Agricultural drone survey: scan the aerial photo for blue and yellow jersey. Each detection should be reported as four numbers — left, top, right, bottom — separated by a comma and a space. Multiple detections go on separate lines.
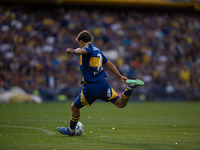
80, 42, 108, 84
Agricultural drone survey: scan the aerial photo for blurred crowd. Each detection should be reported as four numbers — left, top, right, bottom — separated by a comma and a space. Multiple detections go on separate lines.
0, 4, 200, 101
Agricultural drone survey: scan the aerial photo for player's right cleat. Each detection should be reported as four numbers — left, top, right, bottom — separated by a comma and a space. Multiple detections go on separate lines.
57, 127, 75, 136
126, 79, 144, 88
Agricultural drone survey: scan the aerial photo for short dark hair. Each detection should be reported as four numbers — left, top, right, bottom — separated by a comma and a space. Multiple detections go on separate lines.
76, 30, 92, 42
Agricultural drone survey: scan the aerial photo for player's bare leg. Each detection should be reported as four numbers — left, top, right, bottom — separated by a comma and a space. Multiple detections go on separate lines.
71, 102, 80, 117
114, 79, 144, 108
70, 102, 80, 130
57, 102, 80, 136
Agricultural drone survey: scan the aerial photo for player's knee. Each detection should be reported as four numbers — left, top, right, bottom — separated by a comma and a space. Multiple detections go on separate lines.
71, 103, 79, 111
117, 103, 127, 108
114, 99, 127, 108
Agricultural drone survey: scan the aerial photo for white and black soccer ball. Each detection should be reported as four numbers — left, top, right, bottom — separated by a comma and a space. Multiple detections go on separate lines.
75, 122, 84, 136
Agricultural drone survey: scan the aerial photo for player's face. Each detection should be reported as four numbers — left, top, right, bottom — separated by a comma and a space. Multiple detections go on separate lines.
77, 40, 85, 48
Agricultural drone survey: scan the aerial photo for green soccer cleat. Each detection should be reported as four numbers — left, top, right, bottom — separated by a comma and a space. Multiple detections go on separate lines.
126, 79, 144, 88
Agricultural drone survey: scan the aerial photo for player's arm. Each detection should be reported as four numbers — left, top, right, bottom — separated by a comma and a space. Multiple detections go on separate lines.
104, 60, 128, 85
66, 48, 87, 55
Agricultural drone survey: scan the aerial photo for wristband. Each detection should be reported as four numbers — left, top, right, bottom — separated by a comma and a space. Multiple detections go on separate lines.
73, 49, 76, 53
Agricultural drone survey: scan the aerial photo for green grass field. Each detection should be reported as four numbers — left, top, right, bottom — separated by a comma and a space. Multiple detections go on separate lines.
0, 102, 200, 150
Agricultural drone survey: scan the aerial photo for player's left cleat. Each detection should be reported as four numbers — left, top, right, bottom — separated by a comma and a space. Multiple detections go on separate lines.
126, 79, 144, 89
57, 127, 75, 136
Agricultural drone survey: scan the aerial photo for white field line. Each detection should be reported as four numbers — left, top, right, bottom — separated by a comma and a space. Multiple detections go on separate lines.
0, 124, 55, 135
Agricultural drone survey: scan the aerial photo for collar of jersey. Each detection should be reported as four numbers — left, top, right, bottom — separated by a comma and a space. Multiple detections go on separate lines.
84, 42, 92, 48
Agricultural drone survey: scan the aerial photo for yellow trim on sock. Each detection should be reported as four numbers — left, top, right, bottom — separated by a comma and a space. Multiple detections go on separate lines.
70, 116, 80, 122
122, 92, 130, 100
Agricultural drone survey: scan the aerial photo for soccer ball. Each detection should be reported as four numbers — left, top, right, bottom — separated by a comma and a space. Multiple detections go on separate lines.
75, 122, 84, 136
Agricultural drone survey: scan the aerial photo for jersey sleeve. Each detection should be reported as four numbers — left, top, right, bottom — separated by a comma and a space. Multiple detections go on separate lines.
82, 46, 91, 55
83, 43, 93, 55
101, 52, 108, 64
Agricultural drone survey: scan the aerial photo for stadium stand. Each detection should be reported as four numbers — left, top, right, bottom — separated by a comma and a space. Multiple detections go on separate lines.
0, 2, 200, 101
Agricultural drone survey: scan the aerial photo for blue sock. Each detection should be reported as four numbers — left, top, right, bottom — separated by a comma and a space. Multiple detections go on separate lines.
121, 88, 133, 101
70, 115, 80, 130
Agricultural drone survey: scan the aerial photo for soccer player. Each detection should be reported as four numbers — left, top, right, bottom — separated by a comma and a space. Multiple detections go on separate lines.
57, 30, 144, 136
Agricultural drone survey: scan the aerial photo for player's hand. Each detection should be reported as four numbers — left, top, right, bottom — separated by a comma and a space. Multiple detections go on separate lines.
66, 48, 74, 54
120, 76, 128, 85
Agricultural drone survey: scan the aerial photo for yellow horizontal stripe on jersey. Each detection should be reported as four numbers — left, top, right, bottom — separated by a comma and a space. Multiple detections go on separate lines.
89, 57, 103, 68
108, 88, 118, 100
81, 91, 90, 106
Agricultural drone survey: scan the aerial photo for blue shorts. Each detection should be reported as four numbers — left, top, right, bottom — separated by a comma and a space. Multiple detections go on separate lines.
74, 79, 119, 108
